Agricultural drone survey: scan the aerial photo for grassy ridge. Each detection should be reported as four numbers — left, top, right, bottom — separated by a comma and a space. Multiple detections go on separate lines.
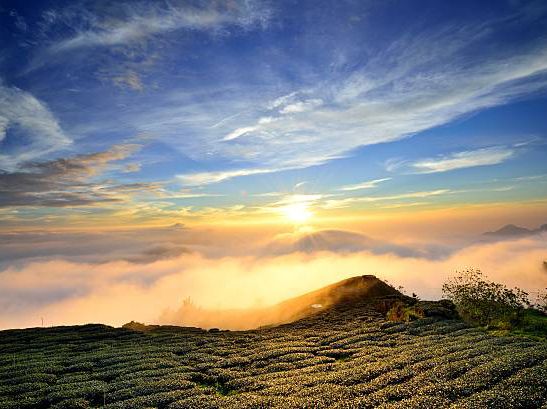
1, 295, 546, 409
489, 309, 547, 340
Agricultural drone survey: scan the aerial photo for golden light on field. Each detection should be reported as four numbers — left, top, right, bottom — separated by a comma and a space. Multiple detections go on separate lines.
281, 202, 313, 224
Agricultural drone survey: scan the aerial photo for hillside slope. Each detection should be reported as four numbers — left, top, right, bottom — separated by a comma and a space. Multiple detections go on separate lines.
160, 275, 404, 330
1, 276, 546, 409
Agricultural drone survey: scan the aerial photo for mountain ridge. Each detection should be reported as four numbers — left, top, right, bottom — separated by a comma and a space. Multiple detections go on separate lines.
158, 275, 405, 330
483, 222, 547, 238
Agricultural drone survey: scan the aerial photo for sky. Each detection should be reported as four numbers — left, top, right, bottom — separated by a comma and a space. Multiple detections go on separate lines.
1, 0, 547, 329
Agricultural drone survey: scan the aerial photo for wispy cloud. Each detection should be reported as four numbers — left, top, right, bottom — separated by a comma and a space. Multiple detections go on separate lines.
267, 92, 298, 109
272, 194, 324, 206
254, 192, 284, 197
279, 98, 323, 114
0, 84, 71, 170
0, 144, 151, 207
323, 189, 452, 209
380, 202, 431, 209
122, 163, 141, 173
6, 0, 546, 215
411, 147, 515, 173
133, 17, 547, 176
177, 168, 279, 186
166, 190, 223, 199
111, 70, 144, 91
223, 126, 258, 141
45, 3, 546, 190
48, 1, 270, 52
339, 177, 391, 191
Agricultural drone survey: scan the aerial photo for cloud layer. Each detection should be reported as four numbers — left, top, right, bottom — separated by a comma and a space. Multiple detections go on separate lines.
1, 226, 546, 330
0, 144, 149, 207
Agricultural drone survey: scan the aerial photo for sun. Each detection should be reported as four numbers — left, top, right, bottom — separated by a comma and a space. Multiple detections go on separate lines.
281, 202, 313, 224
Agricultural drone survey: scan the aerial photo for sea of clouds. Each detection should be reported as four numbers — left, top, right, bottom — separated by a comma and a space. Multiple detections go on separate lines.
1, 225, 546, 330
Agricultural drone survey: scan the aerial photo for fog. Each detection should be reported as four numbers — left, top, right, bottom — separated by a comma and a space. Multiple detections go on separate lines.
1, 224, 546, 330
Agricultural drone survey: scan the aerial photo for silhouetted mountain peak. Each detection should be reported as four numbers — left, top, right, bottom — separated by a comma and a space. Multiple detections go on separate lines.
484, 224, 533, 237
482, 223, 547, 241
499, 224, 529, 234
168, 223, 186, 230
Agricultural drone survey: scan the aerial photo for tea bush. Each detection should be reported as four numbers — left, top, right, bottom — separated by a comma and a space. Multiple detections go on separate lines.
0, 293, 545, 408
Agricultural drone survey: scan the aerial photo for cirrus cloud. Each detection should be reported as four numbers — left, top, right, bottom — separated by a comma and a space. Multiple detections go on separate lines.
411, 147, 515, 174
0, 84, 71, 170
48, 0, 271, 53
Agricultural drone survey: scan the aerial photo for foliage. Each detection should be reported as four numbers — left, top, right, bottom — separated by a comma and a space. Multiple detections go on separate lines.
386, 301, 425, 323
0, 292, 546, 408
533, 288, 547, 314
502, 309, 547, 340
442, 268, 530, 329
383, 298, 457, 323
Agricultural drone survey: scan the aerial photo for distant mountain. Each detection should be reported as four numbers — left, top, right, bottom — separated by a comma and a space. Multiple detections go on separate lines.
263, 229, 425, 258
168, 223, 186, 230
483, 223, 547, 239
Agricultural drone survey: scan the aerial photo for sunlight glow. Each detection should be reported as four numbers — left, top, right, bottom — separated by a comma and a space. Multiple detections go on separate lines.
281, 203, 313, 223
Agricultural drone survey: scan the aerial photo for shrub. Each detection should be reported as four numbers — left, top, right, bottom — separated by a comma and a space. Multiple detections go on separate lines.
386, 301, 425, 323
442, 269, 529, 329
533, 288, 547, 315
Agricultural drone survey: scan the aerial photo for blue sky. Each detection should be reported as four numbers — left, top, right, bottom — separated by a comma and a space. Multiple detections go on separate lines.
3, 0, 547, 330
1, 0, 547, 227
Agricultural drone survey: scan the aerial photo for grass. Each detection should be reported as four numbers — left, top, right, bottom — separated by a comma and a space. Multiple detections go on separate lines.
520, 309, 547, 337
385, 300, 547, 341
489, 308, 547, 340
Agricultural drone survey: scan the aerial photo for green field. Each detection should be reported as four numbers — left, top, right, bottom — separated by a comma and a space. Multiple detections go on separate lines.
1, 277, 546, 408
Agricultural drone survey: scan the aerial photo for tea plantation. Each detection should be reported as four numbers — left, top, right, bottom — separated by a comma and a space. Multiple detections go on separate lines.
1, 277, 546, 408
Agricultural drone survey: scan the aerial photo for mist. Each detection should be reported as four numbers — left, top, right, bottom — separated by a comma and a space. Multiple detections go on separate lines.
1, 225, 545, 330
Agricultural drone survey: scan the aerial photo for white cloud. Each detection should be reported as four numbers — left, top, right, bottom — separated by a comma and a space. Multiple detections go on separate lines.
384, 158, 408, 173
156, 34, 547, 174
223, 126, 257, 141
254, 192, 284, 197
50, 6, 547, 181
258, 116, 274, 124
111, 71, 144, 91
339, 177, 391, 191
411, 147, 515, 173
0, 84, 71, 170
267, 91, 298, 109
274, 194, 324, 206
49, 1, 270, 52
163, 190, 223, 199
279, 98, 323, 114
364, 189, 452, 201
323, 189, 452, 209
177, 168, 278, 186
